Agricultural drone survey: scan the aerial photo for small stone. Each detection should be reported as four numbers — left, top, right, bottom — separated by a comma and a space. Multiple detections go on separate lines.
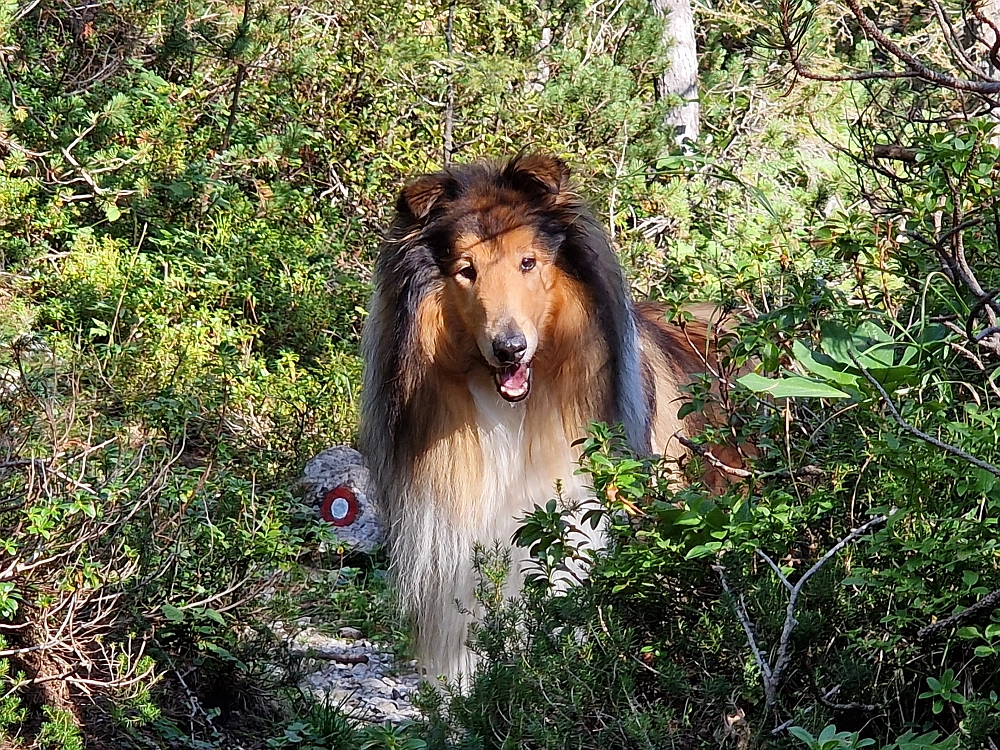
361, 677, 388, 692
274, 563, 422, 724
370, 698, 399, 715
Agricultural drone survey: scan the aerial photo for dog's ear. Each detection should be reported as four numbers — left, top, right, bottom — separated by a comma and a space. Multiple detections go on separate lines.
502, 153, 570, 196
397, 174, 455, 221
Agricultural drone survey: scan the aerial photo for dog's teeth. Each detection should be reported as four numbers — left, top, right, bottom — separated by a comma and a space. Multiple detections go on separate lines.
495, 363, 531, 402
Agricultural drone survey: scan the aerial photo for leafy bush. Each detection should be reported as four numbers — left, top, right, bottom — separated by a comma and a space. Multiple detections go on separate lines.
2, 0, 998, 747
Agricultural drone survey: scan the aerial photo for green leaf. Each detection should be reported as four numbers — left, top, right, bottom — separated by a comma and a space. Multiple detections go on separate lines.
684, 544, 717, 560
791, 340, 859, 387
787, 726, 814, 744
738, 372, 850, 399
162, 603, 186, 623
819, 320, 895, 370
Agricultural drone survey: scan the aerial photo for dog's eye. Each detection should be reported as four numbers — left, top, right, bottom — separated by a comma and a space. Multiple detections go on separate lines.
456, 265, 477, 282
520, 257, 536, 272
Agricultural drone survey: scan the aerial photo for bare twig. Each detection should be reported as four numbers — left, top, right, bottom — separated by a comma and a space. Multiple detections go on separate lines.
222, 0, 252, 150
946, 340, 1000, 400
850, 352, 1000, 478
975, 325, 1000, 344
927, 0, 990, 81
0, 458, 48, 471
768, 514, 889, 706
967, 288, 1000, 342
973, 6, 1000, 72
712, 565, 771, 681
756, 549, 793, 592
772, 716, 802, 735
872, 144, 916, 163
675, 433, 752, 478
13, 0, 41, 22
918, 587, 1000, 639
717, 513, 888, 715
442, 0, 457, 165
817, 683, 877, 712
222, 64, 247, 151
842, 0, 1000, 93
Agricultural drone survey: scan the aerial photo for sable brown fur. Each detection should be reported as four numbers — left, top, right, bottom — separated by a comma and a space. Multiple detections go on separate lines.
360, 154, 722, 680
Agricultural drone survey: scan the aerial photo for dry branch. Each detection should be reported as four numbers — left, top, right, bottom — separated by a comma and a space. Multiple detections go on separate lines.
779, 0, 1000, 93
715, 513, 888, 716
442, 0, 456, 165
850, 352, 1000, 479
675, 433, 752, 478
872, 144, 916, 163
918, 587, 1000, 640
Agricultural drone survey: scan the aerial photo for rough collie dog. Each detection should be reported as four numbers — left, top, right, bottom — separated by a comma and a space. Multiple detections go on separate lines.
360, 153, 717, 680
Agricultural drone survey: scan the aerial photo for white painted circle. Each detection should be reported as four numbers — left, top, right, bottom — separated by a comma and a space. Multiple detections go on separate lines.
330, 496, 351, 520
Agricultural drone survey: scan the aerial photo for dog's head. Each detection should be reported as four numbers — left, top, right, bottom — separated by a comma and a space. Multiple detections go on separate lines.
395, 153, 578, 402
367, 152, 649, 456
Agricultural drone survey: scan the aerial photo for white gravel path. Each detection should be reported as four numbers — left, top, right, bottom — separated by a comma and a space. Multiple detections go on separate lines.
274, 619, 424, 724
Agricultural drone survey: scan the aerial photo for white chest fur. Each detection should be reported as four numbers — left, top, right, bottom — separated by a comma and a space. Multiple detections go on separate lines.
468, 382, 603, 586
397, 382, 605, 680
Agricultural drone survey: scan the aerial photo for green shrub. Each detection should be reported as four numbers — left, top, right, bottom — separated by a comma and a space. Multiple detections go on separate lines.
37, 707, 84, 750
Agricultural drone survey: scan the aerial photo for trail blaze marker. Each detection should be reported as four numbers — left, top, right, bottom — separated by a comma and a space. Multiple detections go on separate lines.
321, 486, 360, 527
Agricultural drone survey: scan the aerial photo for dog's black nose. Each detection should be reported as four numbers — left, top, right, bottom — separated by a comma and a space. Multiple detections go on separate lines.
493, 330, 527, 365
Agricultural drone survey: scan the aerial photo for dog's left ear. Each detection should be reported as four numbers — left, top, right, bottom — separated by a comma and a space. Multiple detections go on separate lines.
502, 153, 570, 197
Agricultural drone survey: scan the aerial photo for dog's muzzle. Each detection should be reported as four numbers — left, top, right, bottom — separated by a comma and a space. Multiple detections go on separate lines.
491, 330, 532, 402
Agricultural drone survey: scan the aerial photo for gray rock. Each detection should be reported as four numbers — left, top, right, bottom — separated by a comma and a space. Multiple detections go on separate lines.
370, 698, 400, 715
301, 446, 384, 554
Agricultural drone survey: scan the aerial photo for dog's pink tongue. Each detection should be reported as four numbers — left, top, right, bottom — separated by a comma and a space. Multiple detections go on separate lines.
497, 364, 530, 400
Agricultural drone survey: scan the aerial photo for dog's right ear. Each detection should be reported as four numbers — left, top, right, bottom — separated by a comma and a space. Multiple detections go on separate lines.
397, 174, 454, 221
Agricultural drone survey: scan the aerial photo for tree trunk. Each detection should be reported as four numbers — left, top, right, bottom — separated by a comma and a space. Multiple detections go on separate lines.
652, 0, 700, 145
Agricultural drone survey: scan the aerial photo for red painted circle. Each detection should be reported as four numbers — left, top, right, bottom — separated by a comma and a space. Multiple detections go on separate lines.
321, 486, 359, 527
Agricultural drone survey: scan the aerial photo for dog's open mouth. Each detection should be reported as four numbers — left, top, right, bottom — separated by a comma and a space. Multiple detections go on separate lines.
493, 361, 532, 402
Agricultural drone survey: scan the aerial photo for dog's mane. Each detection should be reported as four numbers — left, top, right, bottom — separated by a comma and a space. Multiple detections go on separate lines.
360, 154, 651, 483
